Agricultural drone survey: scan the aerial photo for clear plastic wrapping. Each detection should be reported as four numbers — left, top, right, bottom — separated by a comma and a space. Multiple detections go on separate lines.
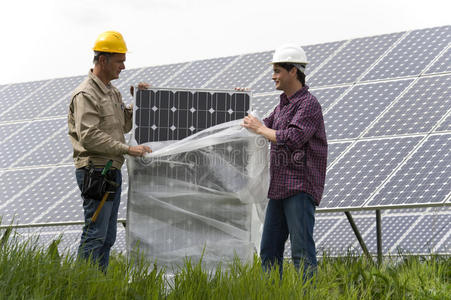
126, 119, 269, 271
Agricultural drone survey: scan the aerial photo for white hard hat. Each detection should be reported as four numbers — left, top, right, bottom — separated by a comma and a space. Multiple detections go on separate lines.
271, 43, 308, 65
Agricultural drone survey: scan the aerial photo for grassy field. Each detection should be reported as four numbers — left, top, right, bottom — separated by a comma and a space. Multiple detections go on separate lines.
0, 228, 449, 299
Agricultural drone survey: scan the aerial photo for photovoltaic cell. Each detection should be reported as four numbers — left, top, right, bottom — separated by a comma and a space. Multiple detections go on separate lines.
252, 40, 345, 93
319, 217, 375, 255
133, 62, 189, 88
363, 215, 419, 253
362, 26, 451, 81
367, 134, 450, 207
1, 76, 84, 122
395, 213, 451, 253
364, 75, 451, 137
134, 89, 250, 143
252, 94, 280, 119
13, 126, 72, 168
327, 142, 352, 167
205, 51, 273, 90
320, 136, 422, 208
0, 119, 65, 168
308, 32, 403, 87
0, 122, 27, 143
0, 168, 48, 218
1, 166, 76, 224
165, 56, 238, 88
311, 86, 349, 111
425, 46, 451, 74
435, 113, 451, 132
324, 80, 412, 140
0, 79, 50, 114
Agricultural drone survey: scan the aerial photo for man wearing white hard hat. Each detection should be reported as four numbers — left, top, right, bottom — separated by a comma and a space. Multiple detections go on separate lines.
242, 44, 328, 280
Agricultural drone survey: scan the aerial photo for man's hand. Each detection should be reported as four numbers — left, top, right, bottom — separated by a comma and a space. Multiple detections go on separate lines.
128, 145, 152, 157
242, 114, 263, 134
242, 114, 277, 142
130, 82, 151, 97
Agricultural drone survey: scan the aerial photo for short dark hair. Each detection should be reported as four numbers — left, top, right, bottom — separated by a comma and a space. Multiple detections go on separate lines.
275, 63, 306, 85
93, 51, 112, 64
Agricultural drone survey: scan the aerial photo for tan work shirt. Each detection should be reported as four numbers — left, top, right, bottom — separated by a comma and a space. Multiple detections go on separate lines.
68, 70, 133, 169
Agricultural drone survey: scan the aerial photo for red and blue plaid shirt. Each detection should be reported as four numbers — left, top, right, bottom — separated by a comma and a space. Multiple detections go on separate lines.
263, 85, 327, 205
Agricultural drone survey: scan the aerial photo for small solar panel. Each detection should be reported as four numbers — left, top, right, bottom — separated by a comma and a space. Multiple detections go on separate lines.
134, 88, 251, 143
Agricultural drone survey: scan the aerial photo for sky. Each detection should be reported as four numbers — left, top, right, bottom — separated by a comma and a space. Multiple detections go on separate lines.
0, 0, 449, 85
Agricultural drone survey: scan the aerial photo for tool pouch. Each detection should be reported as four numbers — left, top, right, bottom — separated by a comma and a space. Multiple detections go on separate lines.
82, 163, 118, 201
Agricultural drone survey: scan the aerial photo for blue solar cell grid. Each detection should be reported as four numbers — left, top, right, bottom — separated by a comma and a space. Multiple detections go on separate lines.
205, 51, 273, 90
166, 56, 238, 88
13, 124, 73, 168
321, 136, 422, 208
367, 134, 450, 207
0, 80, 50, 115
365, 215, 419, 253
1, 166, 77, 224
0, 122, 26, 143
0, 168, 48, 217
425, 46, 451, 74
252, 94, 280, 118
135, 62, 189, 87
252, 41, 345, 93
435, 113, 451, 132
311, 86, 349, 111
364, 75, 451, 137
0, 119, 65, 168
308, 32, 403, 87
320, 217, 375, 255
327, 142, 352, 167
363, 26, 451, 81
396, 213, 451, 253
1, 76, 84, 122
324, 80, 412, 140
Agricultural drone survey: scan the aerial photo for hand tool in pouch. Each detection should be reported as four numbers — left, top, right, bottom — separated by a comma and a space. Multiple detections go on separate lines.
91, 160, 114, 223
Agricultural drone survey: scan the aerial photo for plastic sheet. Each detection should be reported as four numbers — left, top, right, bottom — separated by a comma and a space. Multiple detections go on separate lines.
126, 119, 269, 271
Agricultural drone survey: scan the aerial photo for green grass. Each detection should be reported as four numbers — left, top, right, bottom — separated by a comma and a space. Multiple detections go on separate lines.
0, 229, 449, 299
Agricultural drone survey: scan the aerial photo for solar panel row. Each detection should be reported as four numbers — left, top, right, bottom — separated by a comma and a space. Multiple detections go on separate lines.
0, 25, 449, 256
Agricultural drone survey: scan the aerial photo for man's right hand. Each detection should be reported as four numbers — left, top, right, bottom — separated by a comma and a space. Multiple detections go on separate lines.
128, 145, 152, 157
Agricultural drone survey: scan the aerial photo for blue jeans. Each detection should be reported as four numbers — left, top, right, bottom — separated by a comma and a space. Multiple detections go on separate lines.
75, 168, 122, 272
260, 192, 317, 280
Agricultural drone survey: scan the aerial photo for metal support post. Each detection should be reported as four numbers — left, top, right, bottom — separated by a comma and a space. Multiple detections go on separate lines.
376, 209, 382, 265
344, 211, 372, 262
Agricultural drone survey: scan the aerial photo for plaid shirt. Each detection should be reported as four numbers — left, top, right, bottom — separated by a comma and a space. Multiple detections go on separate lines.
263, 85, 327, 205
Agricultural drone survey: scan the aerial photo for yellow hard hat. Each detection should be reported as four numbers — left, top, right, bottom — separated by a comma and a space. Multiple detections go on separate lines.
93, 31, 128, 53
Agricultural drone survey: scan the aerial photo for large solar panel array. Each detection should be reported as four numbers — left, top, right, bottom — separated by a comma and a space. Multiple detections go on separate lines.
0, 25, 449, 257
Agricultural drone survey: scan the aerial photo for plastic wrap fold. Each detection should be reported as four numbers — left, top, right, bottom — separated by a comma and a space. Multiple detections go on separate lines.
126, 119, 269, 271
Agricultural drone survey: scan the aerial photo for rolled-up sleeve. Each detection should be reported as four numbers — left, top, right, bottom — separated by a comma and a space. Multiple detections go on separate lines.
275, 100, 321, 150
73, 92, 129, 155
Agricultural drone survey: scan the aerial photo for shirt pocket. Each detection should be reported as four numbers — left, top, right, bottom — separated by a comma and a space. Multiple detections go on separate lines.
98, 99, 118, 129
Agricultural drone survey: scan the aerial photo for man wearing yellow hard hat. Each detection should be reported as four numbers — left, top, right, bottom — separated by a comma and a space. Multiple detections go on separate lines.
68, 31, 151, 272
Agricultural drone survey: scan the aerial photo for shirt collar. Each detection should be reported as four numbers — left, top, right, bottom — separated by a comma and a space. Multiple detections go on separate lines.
280, 85, 309, 106
89, 69, 112, 95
